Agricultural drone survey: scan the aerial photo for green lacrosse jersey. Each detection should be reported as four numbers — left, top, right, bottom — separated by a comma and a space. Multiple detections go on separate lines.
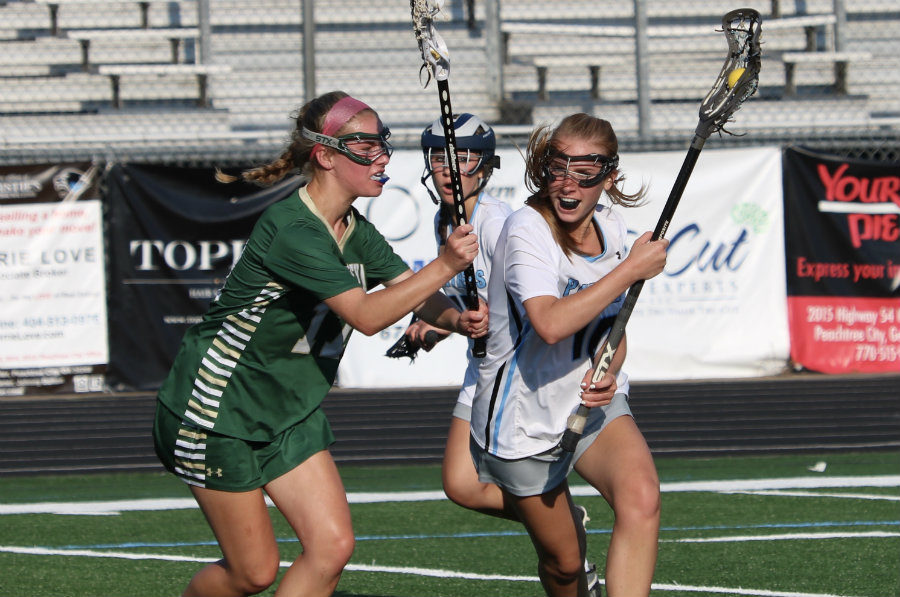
157, 186, 409, 440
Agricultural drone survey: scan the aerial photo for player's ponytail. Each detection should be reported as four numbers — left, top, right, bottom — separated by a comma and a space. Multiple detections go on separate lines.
216, 91, 353, 186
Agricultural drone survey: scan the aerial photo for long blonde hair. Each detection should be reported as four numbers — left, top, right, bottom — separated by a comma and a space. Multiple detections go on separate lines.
217, 91, 365, 186
524, 113, 645, 256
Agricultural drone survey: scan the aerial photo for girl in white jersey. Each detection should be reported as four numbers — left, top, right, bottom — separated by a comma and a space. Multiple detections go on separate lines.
470, 113, 668, 597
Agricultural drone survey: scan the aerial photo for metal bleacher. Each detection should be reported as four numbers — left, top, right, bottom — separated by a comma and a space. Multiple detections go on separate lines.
501, 0, 900, 140
0, 0, 898, 165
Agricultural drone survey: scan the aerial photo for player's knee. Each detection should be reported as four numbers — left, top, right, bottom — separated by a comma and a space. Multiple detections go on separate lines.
539, 547, 584, 584
333, 531, 356, 566
231, 557, 279, 594
319, 529, 355, 573
617, 475, 660, 525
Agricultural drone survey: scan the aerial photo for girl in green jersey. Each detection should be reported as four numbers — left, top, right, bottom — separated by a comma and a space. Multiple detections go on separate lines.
153, 91, 488, 597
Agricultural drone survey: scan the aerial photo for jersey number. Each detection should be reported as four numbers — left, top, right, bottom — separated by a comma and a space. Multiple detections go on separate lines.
292, 304, 352, 359
572, 315, 616, 362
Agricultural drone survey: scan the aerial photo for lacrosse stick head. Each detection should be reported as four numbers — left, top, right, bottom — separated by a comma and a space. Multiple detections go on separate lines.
410, 0, 451, 83
696, 8, 762, 139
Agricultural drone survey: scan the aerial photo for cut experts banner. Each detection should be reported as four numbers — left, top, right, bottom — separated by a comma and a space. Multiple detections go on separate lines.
619, 146, 788, 380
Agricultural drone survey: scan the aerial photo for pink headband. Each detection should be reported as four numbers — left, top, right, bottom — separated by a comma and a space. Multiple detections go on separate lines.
309, 96, 372, 161
321, 96, 371, 136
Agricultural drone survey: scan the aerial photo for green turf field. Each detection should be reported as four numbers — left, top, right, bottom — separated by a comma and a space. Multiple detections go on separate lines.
1, 451, 898, 597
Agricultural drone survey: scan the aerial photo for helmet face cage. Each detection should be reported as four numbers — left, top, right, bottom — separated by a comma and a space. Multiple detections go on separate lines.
302, 127, 393, 165
424, 147, 485, 176
543, 150, 619, 188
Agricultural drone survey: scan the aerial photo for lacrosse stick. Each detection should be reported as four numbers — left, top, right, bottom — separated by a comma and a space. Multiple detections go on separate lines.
560, 8, 762, 452
411, 0, 486, 358
385, 315, 441, 361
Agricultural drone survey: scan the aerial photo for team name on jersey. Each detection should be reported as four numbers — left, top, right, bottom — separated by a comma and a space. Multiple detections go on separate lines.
449, 268, 487, 290
563, 277, 594, 296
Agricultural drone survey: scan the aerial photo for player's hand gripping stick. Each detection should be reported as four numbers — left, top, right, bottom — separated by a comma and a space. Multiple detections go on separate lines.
410, 0, 486, 358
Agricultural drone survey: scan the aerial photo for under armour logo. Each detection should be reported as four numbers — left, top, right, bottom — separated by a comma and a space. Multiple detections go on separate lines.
206, 467, 223, 477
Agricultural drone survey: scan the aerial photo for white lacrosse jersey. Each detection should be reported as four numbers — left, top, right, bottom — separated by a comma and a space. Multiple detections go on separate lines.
435, 192, 512, 407
470, 204, 631, 459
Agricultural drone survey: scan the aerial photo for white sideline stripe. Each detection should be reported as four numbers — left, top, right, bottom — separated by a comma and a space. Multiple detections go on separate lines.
345, 561, 536, 581
727, 489, 900, 501
0, 545, 219, 563
642, 475, 900, 494
0, 545, 868, 597
1, 475, 898, 515
664, 530, 900, 543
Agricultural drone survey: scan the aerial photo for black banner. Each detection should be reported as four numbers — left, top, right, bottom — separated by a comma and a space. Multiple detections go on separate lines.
782, 146, 900, 373
784, 147, 900, 297
105, 164, 302, 390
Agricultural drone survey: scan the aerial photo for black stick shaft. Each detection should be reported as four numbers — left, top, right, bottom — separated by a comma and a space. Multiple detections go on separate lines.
436, 78, 486, 358
559, 136, 706, 452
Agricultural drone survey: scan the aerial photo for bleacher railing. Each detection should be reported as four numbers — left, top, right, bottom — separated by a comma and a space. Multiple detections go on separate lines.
0, 0, 897, 165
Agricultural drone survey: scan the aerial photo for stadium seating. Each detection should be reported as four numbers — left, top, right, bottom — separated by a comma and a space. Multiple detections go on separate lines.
0, 0, 897, 164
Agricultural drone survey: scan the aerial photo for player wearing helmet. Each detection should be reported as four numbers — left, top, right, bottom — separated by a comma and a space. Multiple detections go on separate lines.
404, 114, 513, 513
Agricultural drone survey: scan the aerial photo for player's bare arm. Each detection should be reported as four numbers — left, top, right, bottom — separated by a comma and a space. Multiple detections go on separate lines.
522, 232, 668, 345
325, 225, 478, 336
412, 292, 488, 339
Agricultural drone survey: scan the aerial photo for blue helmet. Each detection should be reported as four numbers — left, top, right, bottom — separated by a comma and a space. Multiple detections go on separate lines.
420, 113, 500, 203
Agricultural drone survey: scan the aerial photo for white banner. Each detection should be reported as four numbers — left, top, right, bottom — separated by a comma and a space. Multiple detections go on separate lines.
337, 146, 788, 387
620, 146, 789, 380
0, 200, 108, 369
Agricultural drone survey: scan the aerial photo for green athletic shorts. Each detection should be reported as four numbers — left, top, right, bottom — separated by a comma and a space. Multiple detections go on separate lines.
153, 401, 335, 492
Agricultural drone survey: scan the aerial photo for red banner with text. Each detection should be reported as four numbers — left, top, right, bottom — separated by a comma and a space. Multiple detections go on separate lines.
783, 147, 900, 373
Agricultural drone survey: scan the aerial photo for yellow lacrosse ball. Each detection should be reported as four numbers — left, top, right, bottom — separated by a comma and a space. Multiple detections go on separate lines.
727, 67, 746, 89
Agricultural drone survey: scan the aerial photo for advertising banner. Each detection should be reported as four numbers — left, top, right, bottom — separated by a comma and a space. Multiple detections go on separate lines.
619, 146, 789, 380
783, 147, 900, 373
0, 163, 106, 396
104, 164, 301, 390
0, 163, 100, 204
340, 146, 789, 387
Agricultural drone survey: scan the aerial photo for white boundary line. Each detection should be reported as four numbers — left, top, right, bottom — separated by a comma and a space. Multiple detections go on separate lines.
663, 530, 900, 543
2, 475, 898, 516
726, 489, 900, 501
0, 544, 876, 597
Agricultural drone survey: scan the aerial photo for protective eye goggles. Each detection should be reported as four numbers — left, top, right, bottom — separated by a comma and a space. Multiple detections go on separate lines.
543, 151, 619, 188
302, 127, 394, 165
425, 148, 488, 176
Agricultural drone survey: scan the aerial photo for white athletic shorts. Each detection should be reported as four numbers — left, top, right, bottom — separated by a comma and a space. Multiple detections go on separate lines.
470, 393, 631, 497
